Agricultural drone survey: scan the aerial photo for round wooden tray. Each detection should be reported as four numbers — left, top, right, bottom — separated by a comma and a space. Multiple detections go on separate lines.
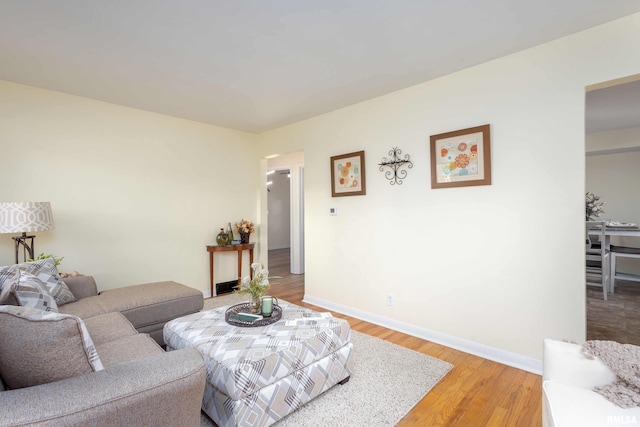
225, 303, 282, 327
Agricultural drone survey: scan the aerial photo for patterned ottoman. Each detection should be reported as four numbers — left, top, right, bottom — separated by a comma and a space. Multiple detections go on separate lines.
163, 300, 354, 427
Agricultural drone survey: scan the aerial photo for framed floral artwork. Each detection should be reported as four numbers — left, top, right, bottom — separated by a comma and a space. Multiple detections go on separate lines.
330, 150, 366, 197
430, 124, 491, 189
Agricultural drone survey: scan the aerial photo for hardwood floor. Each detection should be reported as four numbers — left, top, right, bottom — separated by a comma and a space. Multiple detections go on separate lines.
267, 249, 542, 426
587, 279, 640, 345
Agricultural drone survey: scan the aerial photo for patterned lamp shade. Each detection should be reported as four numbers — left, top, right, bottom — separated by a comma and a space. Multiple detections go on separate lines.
0, 202, 55, 234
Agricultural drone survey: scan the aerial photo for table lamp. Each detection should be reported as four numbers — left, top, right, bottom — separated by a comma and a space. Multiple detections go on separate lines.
0, 202, 55, 264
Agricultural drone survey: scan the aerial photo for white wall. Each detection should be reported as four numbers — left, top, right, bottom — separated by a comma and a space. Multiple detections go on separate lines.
586, 127, 640, 224
267, 171, 291, 250
0, 81, 259, 296
587, 127, 640, 275
258, 13, 640, 368
587, 126, 640, 154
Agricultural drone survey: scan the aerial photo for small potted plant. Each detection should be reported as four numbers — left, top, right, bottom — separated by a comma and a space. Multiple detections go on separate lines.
586, 192, 605, 221
28, 252, 64, 266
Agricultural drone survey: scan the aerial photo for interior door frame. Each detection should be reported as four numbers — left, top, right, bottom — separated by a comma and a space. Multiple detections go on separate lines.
260, 153, 305, 275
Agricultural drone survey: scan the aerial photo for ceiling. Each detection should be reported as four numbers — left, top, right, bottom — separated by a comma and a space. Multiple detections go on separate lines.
1, 1, 639, 134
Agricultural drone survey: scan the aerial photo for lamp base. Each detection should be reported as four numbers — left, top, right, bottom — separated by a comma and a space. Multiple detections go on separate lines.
12, 233, 35, 264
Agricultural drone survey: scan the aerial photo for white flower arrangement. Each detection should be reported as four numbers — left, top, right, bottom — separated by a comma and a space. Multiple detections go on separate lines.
236, 263, 271, 300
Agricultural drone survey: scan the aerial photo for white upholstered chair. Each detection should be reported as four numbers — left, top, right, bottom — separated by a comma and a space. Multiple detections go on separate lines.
585, 221, 610, 300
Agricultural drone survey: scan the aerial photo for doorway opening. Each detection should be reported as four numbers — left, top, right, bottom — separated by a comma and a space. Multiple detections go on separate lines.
585, 74, 640, 344
267, 169, 291, 252
265, 151, 305, 277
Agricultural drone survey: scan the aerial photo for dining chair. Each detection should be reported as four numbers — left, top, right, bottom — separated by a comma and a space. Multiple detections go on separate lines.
585, 221, 610, 300
609, 245, 640, 293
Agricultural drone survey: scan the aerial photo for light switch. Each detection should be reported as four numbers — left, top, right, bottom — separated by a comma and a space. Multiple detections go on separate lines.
329, 206, 338, 216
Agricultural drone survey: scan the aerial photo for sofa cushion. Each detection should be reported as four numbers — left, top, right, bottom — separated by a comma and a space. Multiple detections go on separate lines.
0, 305, 104, 389
5, 270, 59, 312
95, 334, 164, 367
97, 281, 204, 328
83, 312, 138, 345
58, 294, 109, 319
63, 275, 99, 300
0, 258, 76, 306
106, 281, 204, 346
59, 281, 203, 329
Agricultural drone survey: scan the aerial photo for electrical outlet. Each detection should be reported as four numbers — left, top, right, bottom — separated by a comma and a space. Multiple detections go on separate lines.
386, 294, 394, 306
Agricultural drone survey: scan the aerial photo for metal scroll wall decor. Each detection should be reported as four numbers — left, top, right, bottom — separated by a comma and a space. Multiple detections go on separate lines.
378, 147, 413, 185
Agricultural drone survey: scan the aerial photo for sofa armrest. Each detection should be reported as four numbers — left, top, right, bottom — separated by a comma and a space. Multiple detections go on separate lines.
0, 347, 206, 427
62, 275, 98, 300
543, 339, 615, 389
543, 380, 640, 427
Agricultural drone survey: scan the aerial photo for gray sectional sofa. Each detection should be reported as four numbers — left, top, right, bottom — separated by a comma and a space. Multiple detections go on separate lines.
0, 264, 207, 427
59, 275, 205, 345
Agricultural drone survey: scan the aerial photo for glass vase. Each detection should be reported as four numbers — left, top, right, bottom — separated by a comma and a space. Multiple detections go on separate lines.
216, 229, 229, 246
249, 295, 261, 314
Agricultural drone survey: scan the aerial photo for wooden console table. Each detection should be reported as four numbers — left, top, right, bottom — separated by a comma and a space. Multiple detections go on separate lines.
206, 243, 255, 297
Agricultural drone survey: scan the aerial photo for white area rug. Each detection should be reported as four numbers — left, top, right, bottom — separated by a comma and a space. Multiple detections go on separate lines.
200, 295, 453, 427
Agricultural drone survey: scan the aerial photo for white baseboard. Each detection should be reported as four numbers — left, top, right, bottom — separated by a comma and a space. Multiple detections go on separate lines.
303, 295, 542, 375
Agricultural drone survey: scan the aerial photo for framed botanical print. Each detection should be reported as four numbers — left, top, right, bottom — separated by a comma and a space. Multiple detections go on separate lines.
330, 150, 366, 197
430, 124, 491, 189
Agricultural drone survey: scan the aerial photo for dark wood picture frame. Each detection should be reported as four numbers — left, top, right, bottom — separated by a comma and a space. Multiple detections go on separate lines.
330, 150, 366, 197
430, 124, 491, 189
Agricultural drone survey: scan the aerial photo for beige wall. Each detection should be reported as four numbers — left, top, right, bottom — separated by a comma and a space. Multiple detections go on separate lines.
258, 13, 640, 369
2, 12, 640, 372
0, 81, 259, 296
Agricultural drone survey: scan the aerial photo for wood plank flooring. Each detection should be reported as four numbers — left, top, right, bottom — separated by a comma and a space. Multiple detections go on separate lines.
266, 249, 543, 426
587, 280, 640, 345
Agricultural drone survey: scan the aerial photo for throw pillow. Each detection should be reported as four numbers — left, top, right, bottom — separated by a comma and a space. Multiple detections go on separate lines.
0, 305, 104, 389
0, 258, 76, 306
0, 267, 19, 306
7, 270, 59, 312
